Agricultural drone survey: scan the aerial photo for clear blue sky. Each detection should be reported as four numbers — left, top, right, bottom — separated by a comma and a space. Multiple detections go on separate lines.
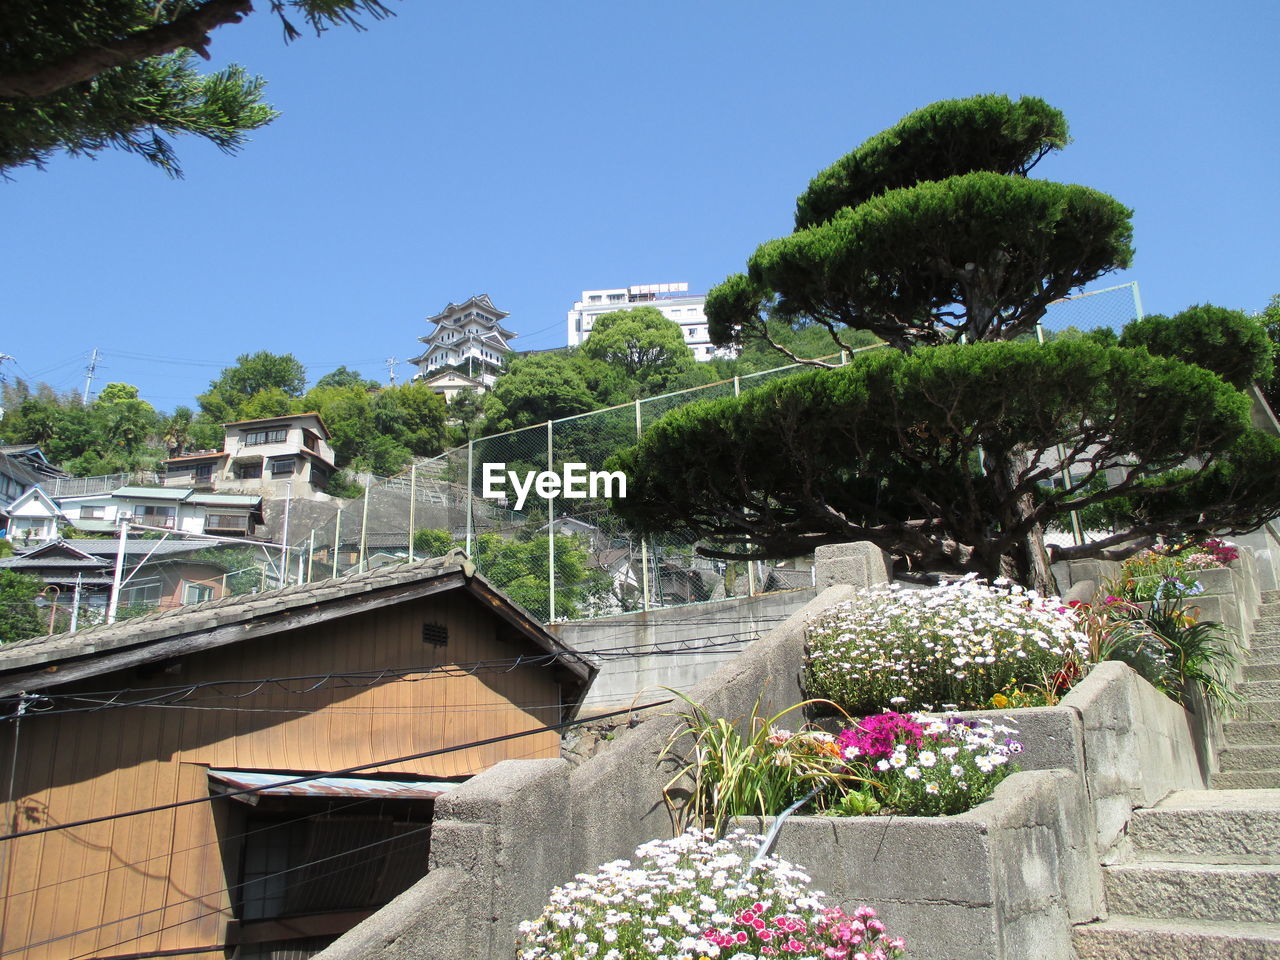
2, 0, 1277, 412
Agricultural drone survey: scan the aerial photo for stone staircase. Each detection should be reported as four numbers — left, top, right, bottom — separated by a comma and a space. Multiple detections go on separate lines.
1075, 589, 1280, 958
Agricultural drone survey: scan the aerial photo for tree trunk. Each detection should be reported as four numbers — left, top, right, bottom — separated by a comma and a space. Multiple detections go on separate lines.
984, 447, 1060, 595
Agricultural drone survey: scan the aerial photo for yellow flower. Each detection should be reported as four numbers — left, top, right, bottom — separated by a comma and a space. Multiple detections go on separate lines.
990, 693, 1010, 708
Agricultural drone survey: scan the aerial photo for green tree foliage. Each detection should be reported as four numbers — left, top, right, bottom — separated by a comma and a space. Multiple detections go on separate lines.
193, 350, 308, 447
1, 0, 391, 176
315, 366, 380, 390
578, 307, 698, 395
1258, 294, 1280, 413
410, 529, 608, 620
612, 339, 1280, 579
0, 569, 44, 643
0, 379, 161, 475
1120, 305, 1274, 391
411, 528, 455, 558
705, 95, 1133, 359
482, 353, 598, 433
612, 96, 1280, 587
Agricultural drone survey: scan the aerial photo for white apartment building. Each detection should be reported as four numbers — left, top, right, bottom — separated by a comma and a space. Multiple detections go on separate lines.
566, 283, 732, 360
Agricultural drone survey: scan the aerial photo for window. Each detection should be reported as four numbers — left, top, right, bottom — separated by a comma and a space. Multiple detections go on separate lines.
183, 582, 214, 604
301, 431, 319, 452
120, 579, 162, 606
244, 428, 287, 446
608, 293, 625, 302
81, 506, 105, 520
237, 461, 263, 480
206, 513, 250, 533
135, 504, 176, 527
194, 463, 214, 480
588, 295, 602, 303
270, 457, 295, 476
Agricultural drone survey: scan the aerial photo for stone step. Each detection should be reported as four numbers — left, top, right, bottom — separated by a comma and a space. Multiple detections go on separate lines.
1129, 790, 1280, 860
1236, 680, 1280, 701
1244, 663, 1280, 682
1247, 645, 1280, 664
1105, 861, 1280, 923
1225, 721, 1280, 746
1215, 771, 1280, 790
1220, 746, 1280, 772
1244, 701, 1280, 721
1262, 590, 1280, 604
1074, 915, 1280, 959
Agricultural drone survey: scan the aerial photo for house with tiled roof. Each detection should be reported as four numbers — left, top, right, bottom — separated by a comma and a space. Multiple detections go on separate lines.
161, 413, 338, 500
0, 554, 597, 960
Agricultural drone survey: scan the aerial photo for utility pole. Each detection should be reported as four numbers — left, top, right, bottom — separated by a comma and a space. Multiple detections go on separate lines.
0, 354, 15, 385
385, 358, 399, 386
82, 347, 101, 402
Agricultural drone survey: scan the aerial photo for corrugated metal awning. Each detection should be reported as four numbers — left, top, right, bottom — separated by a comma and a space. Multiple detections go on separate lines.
209, 769, 458, 804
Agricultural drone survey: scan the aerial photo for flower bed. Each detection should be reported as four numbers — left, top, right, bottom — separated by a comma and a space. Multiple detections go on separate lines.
804, 575, 1089, 714
517, 829, 905, 960
832, 713, 1022, 817
1116, 537, 1238, 602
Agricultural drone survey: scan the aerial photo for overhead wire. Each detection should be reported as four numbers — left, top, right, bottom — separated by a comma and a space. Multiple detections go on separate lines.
0, 697, 672, 843
5, 630, 763, 719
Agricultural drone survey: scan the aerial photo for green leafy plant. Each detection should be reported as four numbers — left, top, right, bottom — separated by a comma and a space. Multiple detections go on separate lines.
660, 692, 857, 833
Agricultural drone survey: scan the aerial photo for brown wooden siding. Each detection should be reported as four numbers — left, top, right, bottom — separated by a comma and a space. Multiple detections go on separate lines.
1, 589, 567, 960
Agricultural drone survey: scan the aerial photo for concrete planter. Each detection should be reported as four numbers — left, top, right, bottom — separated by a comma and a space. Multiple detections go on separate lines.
738, 769, 1102, 960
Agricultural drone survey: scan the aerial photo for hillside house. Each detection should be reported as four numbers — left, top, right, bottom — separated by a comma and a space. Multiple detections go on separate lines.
0, 538, 238, 616
0, 555, 596, 960
162, 413, 338, 499
54, 486, 265, 539
1, 487, 64, 544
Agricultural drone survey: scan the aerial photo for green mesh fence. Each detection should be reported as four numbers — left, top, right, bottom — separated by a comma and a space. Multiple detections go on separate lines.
258, 283, 1142, 621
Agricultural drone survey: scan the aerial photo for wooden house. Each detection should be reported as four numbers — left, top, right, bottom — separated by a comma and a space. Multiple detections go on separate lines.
0, 553, 596, 960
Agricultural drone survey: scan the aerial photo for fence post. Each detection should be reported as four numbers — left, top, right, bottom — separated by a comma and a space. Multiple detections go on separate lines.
332, 509, 341, 579
547, 420, 556, 622
1130, 280, 1145, 321
358, 476, 371, 573
636, 399, 651, 611
408, 460, 417, 562
1036, 322, 1085, 547
466, 440, 475, 557
307, 530, 315, 583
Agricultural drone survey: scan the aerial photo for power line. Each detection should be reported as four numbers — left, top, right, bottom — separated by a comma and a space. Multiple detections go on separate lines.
14, 821, 433, 960
0, 698, 671, 843
7, 632, 756, 719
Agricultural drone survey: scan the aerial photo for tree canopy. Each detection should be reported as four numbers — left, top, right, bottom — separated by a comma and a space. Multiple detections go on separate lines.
1, 0, 392, 175
705, 95, 1133, 358
611, 95, 1280, 589
578, 307, 698, 394
612, 338, 1280, 578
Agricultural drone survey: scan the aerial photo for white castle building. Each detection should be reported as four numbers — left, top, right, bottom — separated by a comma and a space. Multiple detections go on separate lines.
409, 295, 516, 391
566, 283, 730, 360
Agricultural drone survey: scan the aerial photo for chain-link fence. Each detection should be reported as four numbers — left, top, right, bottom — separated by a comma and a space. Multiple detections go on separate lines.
268, 283, 1143, 622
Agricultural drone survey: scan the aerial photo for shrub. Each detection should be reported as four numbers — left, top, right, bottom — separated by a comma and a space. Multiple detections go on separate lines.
804, 576, 1089, 713
517, 829, 905, 960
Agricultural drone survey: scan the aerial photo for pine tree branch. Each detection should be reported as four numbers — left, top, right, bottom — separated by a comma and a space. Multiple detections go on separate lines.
0, 0, 255, 99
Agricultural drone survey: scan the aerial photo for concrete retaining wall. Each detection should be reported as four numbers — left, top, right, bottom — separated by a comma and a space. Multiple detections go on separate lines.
547, 588, 819, 708
316, 541, 1259, 960
743, 768, 1102, 960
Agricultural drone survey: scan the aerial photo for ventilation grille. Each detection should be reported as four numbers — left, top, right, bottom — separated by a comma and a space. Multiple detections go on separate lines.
422, 623, 448, 647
